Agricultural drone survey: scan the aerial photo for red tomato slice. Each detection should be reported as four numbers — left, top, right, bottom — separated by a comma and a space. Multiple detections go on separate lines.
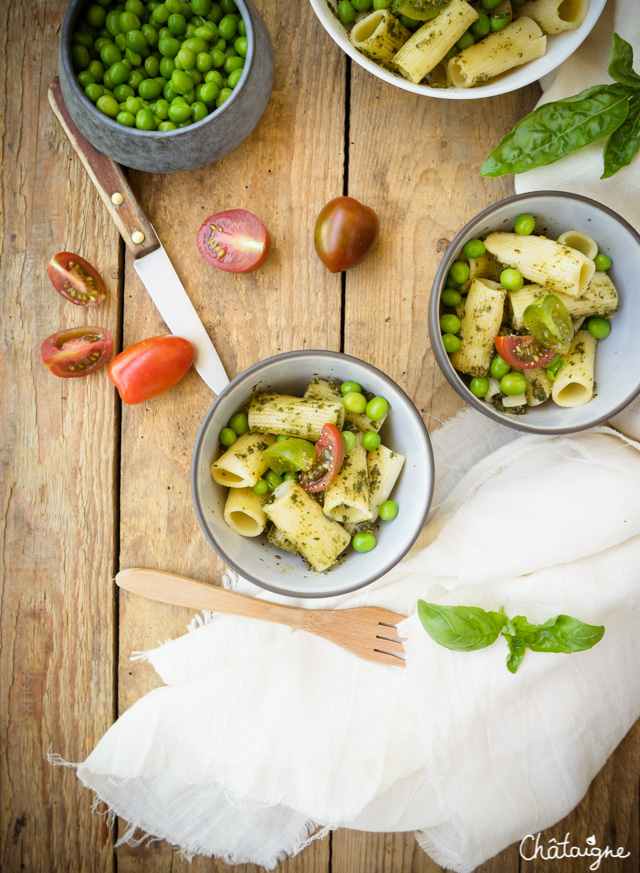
47, 252, 107, 306
108, 335, 194, 404
197, 209, 270, 273
314, 196, 380, 273
41, 327, 113, 378
299, 424, 345, 493
494, 335, 558, 369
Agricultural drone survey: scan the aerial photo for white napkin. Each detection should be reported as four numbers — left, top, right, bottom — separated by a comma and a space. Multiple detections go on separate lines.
514, 0, 640, 227
70, 395, 640, 872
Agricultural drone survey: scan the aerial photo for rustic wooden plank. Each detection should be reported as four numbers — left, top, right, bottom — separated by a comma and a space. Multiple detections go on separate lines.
115, 2, 345, 871
0, 2, 120, 872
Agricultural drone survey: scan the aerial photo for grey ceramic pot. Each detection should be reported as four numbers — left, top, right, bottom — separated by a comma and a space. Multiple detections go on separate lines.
59, 0, 273, 173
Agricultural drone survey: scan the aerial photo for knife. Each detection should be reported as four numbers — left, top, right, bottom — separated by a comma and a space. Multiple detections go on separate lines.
48, 78, 229, 396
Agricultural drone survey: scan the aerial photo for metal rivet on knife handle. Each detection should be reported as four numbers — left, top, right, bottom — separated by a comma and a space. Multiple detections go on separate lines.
131, 230, 145, 244
111, 192, 124, 206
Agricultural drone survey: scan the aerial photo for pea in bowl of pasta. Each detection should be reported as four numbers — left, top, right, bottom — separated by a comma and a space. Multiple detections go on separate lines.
429, 191, 640, 434
191, 351, 434, 598
309, 0, 606, 99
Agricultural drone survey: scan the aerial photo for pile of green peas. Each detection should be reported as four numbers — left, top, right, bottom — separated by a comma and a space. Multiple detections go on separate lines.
71, 0, 248, 131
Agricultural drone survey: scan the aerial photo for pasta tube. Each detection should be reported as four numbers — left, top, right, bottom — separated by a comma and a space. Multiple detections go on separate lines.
263, 480, 351, 572
484, 232, 595, 297
210, 432, 276, 488
508, 274, 619, 329
523, 368, 553, 407
551, 330, 597, 408
367, 445, 405, 522
447, 18, 545, 88
344, 410, 386, 433
350, 9, 411, 64
556, 230, 598, 260
515, 0, 588, 33
393, 0, 478, 84
304, 377, 341, 404
323, 434, 372, 524
224, 487, 268, 537
267, 525, 298, 556
449, 278, 506, 377
248, 393, 344, 441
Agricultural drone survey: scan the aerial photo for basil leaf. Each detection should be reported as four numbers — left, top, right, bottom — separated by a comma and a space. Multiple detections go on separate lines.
513, 614, 605, 654
417, 601, 507, 652
608, 33, 640, 90
480, 85, 631, 177
504, 631, 526, 674
602, 95, 640, 178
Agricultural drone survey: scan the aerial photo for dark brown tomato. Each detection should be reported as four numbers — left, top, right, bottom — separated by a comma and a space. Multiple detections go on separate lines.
314, 196, 380, 273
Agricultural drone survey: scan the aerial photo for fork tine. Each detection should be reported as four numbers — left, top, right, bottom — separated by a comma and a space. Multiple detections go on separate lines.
375, 634, 404, 652
371, 648, 406, 667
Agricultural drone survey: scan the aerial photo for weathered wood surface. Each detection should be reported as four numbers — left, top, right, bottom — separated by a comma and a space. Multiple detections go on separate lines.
0, 1, 638, 872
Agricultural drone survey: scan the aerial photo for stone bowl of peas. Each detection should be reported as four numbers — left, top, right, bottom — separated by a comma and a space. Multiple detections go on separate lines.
59, 0, 274, 172
429, 191, 640, 434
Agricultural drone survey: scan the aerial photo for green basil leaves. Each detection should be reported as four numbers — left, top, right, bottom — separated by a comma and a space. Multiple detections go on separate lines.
480, 34, 640, 181
417, 601, 604, 673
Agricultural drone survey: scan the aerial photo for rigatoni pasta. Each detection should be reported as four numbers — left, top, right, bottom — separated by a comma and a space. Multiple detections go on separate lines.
349, 9, 410, 63
248, 393, 345, 441
515, 0, 589, 34
449, 279, 506, 377
448, 19, 546, 89
211, 432, 276, 488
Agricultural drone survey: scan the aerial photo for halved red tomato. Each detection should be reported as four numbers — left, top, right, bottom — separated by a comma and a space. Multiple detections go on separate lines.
41, 327, 113, 377
197, 209, 270, 273
108, 335, 194, 404
494, 335, 558, 369
47, 253, 107, 306
299, 424, 345, 493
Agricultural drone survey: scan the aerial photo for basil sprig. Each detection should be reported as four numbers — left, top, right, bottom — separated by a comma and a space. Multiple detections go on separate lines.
417, 601, 604, 674
481, 34, 640, 180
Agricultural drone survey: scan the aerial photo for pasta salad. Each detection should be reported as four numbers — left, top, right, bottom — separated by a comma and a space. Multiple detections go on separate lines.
332, 0, 589, 89
209, 376, 405, 571
438, 214, 618, 413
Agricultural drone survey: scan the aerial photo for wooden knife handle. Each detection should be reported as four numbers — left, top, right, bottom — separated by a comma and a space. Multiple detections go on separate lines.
48, 78, 160, 259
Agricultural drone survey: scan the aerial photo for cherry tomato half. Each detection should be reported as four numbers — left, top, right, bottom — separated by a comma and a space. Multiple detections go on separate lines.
299, 424, 345, 493
314, 196, 380, 273
41, 326, 113, 378
108, 335, 194, 404
197, 209, 270, 273
493, 335, 558, 369
47, 252, 107, 306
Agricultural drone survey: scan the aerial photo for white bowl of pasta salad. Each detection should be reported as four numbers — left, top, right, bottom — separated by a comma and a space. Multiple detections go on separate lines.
309, 0, 606, 99
192, 351, 433, 598
429, 191, 640, 433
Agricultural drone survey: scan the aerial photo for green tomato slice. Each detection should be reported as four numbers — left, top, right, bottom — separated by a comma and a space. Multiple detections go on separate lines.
522, 294, 573, 355
261, 438, 316, 475
393, 0, 451, 20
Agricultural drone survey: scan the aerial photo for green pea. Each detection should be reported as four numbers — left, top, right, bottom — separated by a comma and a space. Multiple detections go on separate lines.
219, 427, 237, 446
125, 0, 145, 17
163, 81, 178, 100
499, 268, 524, 291
237, 18, 246, 35
463, 238, 486, 259
228, 412, 248, 435
196, 50, 213, 71
265, 470, 283, 491
96, 93, 120, 117
594, 252, 612, 271
587, 317, 611, 339
283, 471, 299, 481
213, 37, 226, 50
189, 100, 206, 120
210, 48, 225, 67
171, 69, 194, 93
341, 380, 362, 395
125, 47, 142, 66
205, 69, 223, 85
108, 61, 130, 85
158, 120, 177, 130
514, 213, 535, 235
352, 0, 373, 9
341, 430, 356, 453
196, 24, 218, 40
175, 46, 196, 69
85, 83, 105, 102
446, 277, 461, 290
128, 69, 145, 88
158, 56, 175, 78
139, 77, 163, 99
337, 1, 356, 24
470, 377, 489, 398
342, 392, 367, 414
119, 11, 141, 33
366, 396, 388, 421
103, 70, 115, 89
115, 33, 127, 51
142, 23, 159, 46
166, 0, 186, 12
74, 30, 95, 49
500, 372, 527, 396
100, 42, 122, 65
352, 532, 376, 553
398, 14, 421, 28
116, 109, 136, 126
77, 70, 96, 88
251, 479, 268, 495
439, 313, 460, 334
183, 36, 208, 52
136, 108, 156, 129
491, 13, 510, 30
234, 36, 247, 57
105, 10, 122, 36
144, 55, 160, 77
362, 431, 381, 451
87, 59, 105, 79
220, 0, 238, 12
198, 81, 220, 103
215, 87, 232, 106
167, 12, 186, 35
168, 100, 192, 122
379, 500, 398, 521
490, 354, 511, 379
442, 333, 461, 353
192, 0, 213, 14
86, 4, 107, 28
443, 45, 458, 62
472, 12, 490, 36
441, 289, 462, 307
71, 44, 90, 70
113, 83, 134, 101
126, 29, 148, 53
151, 4, 170, 26
276, 434, 289, 442
457, 30, 475, 50
218, 13, 238, 39
227, 67, 242, 88
449, 260, 470, 284
481, 0, 502, 8
153, 98, 170, 118
124, 94, 143, 113
159, 36, 181, 57
373, 0, 392, 7
223, 55, 243, 74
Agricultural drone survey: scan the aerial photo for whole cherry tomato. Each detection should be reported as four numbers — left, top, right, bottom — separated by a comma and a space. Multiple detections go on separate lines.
314, 196, 380, 273
41, 327, 113, 377
108, 335, 194, 404
47, 252, 107, 306
299, 424, 345, 493
197, 209, 270, 273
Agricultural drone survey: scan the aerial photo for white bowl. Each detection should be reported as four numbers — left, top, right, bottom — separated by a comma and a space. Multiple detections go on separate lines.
192, 351, 434, 598
429, 191, 640, 434
308, 0, 606, 99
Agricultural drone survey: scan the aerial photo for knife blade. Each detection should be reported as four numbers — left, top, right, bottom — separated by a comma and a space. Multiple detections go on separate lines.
48, 78, 229, 395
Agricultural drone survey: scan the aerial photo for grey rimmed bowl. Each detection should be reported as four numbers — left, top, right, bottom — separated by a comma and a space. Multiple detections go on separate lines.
59, 0, 273, 173
191, 351, 434, 599
429, 191, 640, 435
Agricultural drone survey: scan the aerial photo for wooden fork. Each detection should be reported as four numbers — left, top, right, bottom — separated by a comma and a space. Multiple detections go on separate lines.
116, 568, 407, 667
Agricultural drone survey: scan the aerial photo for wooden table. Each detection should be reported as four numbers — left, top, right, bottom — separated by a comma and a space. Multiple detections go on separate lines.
2, 2, 638, 871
